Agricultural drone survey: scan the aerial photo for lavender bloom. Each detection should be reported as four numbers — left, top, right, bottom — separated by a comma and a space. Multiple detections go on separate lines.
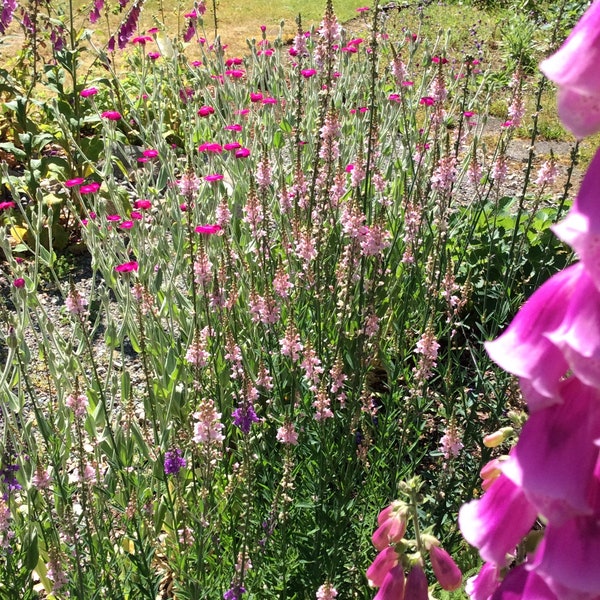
0, 462, 21, 494
232, 403, 261, 435
223, 585, 246, 600
164, 448, 186, 475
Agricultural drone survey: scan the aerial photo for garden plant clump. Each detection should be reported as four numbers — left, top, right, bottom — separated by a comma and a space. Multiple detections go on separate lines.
0, 0, 591, 598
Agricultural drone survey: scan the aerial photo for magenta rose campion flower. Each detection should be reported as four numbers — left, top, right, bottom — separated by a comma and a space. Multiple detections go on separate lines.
101, 110, 122, 120
540, 0, 600, 138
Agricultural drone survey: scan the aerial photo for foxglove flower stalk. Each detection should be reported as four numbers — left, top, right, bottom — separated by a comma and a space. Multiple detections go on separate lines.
460, 10, 600, 597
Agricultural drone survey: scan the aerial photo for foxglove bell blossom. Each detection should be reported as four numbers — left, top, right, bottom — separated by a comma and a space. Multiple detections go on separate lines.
428, 545, 462, 591
502, 378, 600, 524
484, 264, 579, 407
371, 504, 407, 551
404, 564, 428, 600
532, 516, 600, 598
490, 565, 557, 600
459, 474, 537, 566
373, 565, 404, 600
540, 1, 600, 138
366, 547, 399, 588
465, 562, 500, 600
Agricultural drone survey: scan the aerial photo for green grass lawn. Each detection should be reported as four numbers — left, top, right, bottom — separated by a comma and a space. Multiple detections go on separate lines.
71, 0, 374, 55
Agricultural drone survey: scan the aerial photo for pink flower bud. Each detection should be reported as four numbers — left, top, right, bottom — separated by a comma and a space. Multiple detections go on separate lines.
372, 511, 407, 550
366, 547, 399, 588
377, 500, 404, 526
429, 545, 462, 591
483, 427, 513, 448
479, 457, 506, 491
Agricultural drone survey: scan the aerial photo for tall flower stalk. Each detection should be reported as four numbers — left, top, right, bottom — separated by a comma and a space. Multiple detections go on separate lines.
460, 2, 600, 598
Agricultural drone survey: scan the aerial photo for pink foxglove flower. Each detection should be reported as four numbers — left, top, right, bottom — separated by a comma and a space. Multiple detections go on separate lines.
553, 148, 600, 288
465, 562, 501, 600
459, 474, 538, 566
371, 510, 406, 551
501, 377, 600, 525
428, 545, 462, 591
490, 565, 557, 599
366, 546, 399, 588
484, 264, 580, 407
373, 565, 405, 600
540, 1, 600, 138
404, 564, 428, 600
533, 515, 600, 598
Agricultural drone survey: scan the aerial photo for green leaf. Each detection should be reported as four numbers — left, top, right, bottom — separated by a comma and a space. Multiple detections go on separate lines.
273, 130, 283, 148
0, 142, 27, 160
279, 119, 293, 133
24, 529, 39, 571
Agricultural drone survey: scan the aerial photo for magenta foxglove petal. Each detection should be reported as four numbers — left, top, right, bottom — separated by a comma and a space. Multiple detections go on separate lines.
534, 516, 600, 597
485, 266, 581, 407
556, 87, 600, 139
490, 565, 557, 600
540, 0, 600, 137
459, 474, 538, 566
465, 562, 501, 600
502, 378, 600, 524
546, 271, 600, 389
540, 1, 600, 97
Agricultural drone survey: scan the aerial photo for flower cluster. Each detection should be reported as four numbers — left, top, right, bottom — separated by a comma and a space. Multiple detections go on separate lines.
460, 5, 600, 597
164, 448, 186, 475
108, 0, 144, 51
0, 0, 16, 35
367, 499, 461, 599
